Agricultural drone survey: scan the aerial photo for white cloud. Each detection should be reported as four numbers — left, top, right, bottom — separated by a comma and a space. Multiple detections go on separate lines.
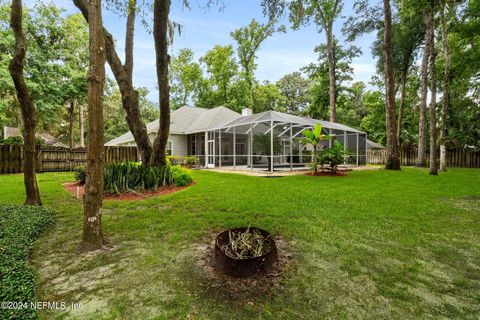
350, 62, 376, 85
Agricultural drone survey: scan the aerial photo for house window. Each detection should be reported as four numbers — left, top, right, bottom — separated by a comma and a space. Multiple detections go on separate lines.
167, 140, 173, 156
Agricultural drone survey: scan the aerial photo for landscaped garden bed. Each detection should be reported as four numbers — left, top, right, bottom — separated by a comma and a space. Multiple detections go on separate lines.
63, 182, 192, 200
306, 170, 348, 177
68, 161, 194, 200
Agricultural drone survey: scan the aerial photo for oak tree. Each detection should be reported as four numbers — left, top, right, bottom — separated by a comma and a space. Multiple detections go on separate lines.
81, 0, 107, 251
9, 0, 42, 205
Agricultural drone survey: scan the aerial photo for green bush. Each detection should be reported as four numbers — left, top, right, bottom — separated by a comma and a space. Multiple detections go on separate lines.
2, 136, 24, 145
171, 165, 193, 186
0, 136, 46, 146
103, 162, 178, 194
73, 166, 86, 184
167, 155, 182, 165
318, 141, 350, 172
0, 205, 56, 320
183, 156, 200, 168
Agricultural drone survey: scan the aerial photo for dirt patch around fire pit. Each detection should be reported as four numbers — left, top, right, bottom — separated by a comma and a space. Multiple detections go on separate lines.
63, 182, 193, 201
193, 229, 294, 301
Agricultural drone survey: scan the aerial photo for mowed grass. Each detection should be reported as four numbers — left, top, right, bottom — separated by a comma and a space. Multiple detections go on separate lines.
0, 168, 479, 319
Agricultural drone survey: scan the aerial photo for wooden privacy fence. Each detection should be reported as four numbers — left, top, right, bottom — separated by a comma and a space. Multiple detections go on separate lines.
367, 148, 480, 168
0, 145, 138, 174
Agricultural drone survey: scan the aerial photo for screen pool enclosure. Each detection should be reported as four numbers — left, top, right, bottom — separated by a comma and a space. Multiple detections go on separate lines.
202, 110, 367, 172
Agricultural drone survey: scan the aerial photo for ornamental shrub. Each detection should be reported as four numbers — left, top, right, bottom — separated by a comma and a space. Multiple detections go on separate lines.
103, 162, 193, 194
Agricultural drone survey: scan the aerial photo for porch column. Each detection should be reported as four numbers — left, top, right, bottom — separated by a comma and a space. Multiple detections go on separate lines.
356, 133, 359, 166
290, 123, 293, 171
219, 129, 222, 167
365, 133, 368, 165
343, 130, 347, 165
270, 120, 274, 173
250, 123, 253, 170
233, 126, 236, 168
204, 131, 208, 167
329, 129, 332, 148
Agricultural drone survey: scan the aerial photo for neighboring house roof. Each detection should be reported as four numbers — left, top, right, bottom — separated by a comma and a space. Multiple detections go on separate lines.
214, 110, 366, 134
3, 126, 21, 138
3, 127, 68, 147
366, 139, 385, 149
38, 133, 57, 142
37, 133, 68, 147
105, 106, 241, 146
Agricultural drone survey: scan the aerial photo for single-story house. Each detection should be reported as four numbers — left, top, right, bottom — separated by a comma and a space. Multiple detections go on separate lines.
106, 106, 368, 172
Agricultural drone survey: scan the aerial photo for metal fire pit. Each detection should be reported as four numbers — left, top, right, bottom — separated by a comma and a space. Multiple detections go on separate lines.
213, 227, 277, 278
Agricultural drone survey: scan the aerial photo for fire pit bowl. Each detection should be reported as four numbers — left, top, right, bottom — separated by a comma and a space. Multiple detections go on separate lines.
213, 227, 277, 278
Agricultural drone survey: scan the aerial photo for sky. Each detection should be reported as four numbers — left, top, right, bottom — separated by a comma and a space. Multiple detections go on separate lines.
30, 0, 379, 103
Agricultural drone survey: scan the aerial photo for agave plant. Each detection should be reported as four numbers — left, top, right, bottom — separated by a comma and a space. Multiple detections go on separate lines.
299, 124, 331, 174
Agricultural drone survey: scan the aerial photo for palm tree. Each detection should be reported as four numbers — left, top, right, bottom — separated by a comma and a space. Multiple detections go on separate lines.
299, 124, 331, 174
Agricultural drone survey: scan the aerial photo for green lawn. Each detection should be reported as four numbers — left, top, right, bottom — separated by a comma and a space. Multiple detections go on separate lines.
1, 168, 479, 319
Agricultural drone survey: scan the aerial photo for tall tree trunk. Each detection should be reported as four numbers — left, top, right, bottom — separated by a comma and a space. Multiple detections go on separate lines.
440, 1, 451, 172
79, 103, 85, 147
429, 1, 438, 176
150, 0, 171, 166
382, 0, 401, 170
73, 0, 152, 164
326, 25, 337, 123
9, 0, 42, 206
396, 70, 407, 147
81, 0, 106, 251
69, 99, 75, 149
416, 10, 433, 167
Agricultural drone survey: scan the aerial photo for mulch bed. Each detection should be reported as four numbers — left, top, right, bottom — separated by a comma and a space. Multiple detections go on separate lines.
306, 170, 348, 177
63, 182, 192, 201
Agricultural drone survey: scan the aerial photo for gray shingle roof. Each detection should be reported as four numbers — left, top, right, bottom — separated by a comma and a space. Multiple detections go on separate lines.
105, 106, 240, 146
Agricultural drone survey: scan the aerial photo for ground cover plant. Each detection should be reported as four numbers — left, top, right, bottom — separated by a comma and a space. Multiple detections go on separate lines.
0, 205, 55, 320
0, 168, 479, 319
